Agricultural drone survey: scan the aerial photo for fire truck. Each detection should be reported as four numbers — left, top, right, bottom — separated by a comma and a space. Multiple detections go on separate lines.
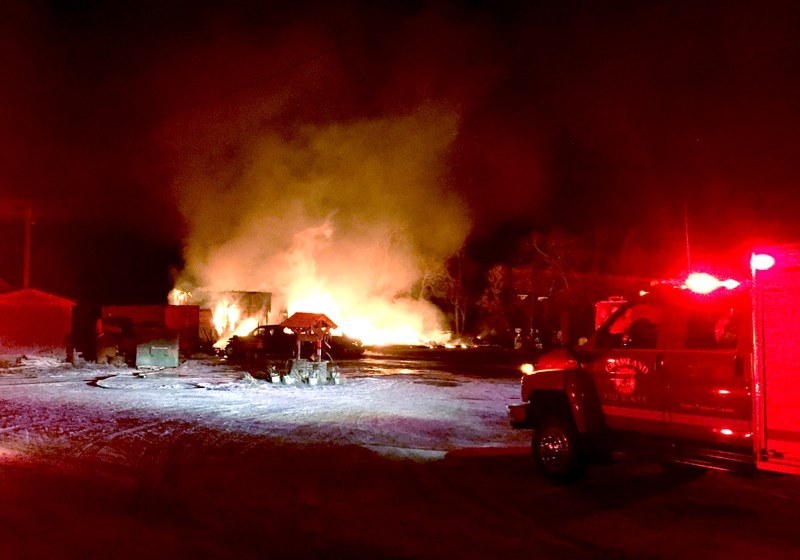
508, 245, 800, 482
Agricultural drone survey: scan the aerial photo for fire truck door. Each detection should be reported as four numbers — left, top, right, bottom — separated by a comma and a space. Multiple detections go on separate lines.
661, 298, 752, 449
586, 301, 668, 435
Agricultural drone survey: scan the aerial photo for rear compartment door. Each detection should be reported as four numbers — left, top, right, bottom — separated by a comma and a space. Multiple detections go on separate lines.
754, 247, 800, 474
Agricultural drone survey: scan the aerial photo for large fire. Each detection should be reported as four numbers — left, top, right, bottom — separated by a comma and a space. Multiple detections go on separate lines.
169, 246, 451, 349
287, 291, 447, 347
211, 299, 259, 343
169, 287, 449, 349
268, 221, 452, 346
167, 110, 469, 350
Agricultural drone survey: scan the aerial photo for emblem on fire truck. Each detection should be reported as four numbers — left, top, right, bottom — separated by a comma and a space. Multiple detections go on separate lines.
606, 358, 649, 395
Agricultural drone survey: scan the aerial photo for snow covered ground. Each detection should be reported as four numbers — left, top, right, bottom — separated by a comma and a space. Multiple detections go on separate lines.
4, 351, 800, 560
0, 351, 540, 559
0, 352, 529, 465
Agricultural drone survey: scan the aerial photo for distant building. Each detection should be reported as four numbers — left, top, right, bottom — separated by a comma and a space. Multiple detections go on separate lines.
0, 288, 76, 350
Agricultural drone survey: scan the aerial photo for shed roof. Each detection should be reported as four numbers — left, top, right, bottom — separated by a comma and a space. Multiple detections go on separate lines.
0, 288, 77, 307
280, 312, 337, 330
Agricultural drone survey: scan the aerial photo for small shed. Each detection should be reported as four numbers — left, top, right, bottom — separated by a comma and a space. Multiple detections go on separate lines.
0, 288, 76, 350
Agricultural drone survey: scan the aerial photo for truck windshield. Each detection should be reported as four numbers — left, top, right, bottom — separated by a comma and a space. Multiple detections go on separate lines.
595, 303, 662, 349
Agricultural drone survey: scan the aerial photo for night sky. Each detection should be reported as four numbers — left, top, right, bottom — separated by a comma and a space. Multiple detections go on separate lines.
2, 0, 799, 304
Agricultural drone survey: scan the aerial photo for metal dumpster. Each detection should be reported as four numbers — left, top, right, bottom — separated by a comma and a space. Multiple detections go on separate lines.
134, 327, 180, 368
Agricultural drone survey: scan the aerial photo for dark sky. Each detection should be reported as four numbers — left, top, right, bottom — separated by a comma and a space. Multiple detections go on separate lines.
2, 0, 799, 303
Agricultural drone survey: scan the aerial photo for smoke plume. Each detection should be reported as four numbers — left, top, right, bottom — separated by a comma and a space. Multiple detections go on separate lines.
169, 106, 469, 343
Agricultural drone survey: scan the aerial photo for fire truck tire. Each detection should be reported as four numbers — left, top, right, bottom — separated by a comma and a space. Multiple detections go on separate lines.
532, 414, 587, 483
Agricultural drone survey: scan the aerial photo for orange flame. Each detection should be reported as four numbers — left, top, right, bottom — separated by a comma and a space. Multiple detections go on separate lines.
211, 300, 259, 349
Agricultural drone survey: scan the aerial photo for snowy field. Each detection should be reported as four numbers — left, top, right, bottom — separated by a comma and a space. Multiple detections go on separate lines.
4, 352, 800, 560
0, 351, 540, 559
0, 352, 529, 464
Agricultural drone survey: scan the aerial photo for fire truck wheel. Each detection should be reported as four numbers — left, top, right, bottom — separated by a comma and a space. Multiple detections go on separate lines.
532, 415, 587, 483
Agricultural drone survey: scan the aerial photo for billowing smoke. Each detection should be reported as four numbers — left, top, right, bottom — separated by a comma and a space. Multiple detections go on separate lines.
170, 106, 469, 344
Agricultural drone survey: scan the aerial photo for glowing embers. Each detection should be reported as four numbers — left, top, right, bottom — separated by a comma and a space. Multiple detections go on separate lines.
683, 273, 740, 294
751, 253, 776, 272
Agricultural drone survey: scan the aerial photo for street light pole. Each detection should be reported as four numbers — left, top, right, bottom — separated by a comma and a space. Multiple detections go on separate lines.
23, 207, 32, 288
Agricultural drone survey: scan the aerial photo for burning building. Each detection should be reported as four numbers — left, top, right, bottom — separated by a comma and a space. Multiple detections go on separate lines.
169, 288, 272, 349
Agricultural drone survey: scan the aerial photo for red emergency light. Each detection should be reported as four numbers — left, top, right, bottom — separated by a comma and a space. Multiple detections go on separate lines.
683, 273, 740, 294
751, 253, 776, 272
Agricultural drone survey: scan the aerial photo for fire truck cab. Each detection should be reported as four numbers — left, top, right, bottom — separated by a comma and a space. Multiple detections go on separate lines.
508, 245, 800, 482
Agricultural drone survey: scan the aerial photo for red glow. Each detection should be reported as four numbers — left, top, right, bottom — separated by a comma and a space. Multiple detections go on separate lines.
684, 273, 740, 294
751, 253, 776, 272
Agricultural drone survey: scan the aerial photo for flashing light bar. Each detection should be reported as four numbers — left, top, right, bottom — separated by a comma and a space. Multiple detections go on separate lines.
683, 273, 740, 294
750, 253, 776, 272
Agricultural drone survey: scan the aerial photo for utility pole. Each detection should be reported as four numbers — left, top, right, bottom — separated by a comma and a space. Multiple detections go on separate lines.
23, 207, 32, 288
684, 202, 692, 271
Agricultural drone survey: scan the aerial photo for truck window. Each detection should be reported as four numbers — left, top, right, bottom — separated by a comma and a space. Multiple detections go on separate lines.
596, 303, 661, 349
684, 306, 738, 349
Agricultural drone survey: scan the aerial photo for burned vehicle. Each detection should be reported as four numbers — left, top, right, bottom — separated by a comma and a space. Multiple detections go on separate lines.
226, 313, 361, 386
326, 334, 366, 359
224, 325, 295, 361
225, 325, 365, 361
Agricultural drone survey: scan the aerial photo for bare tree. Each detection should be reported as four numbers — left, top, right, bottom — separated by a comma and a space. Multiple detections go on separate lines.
414, 249, 474, 338
506, 229, 590, 345
513, 229, 579, 297
475, 263, 513, 342
444, 248, 471, 337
